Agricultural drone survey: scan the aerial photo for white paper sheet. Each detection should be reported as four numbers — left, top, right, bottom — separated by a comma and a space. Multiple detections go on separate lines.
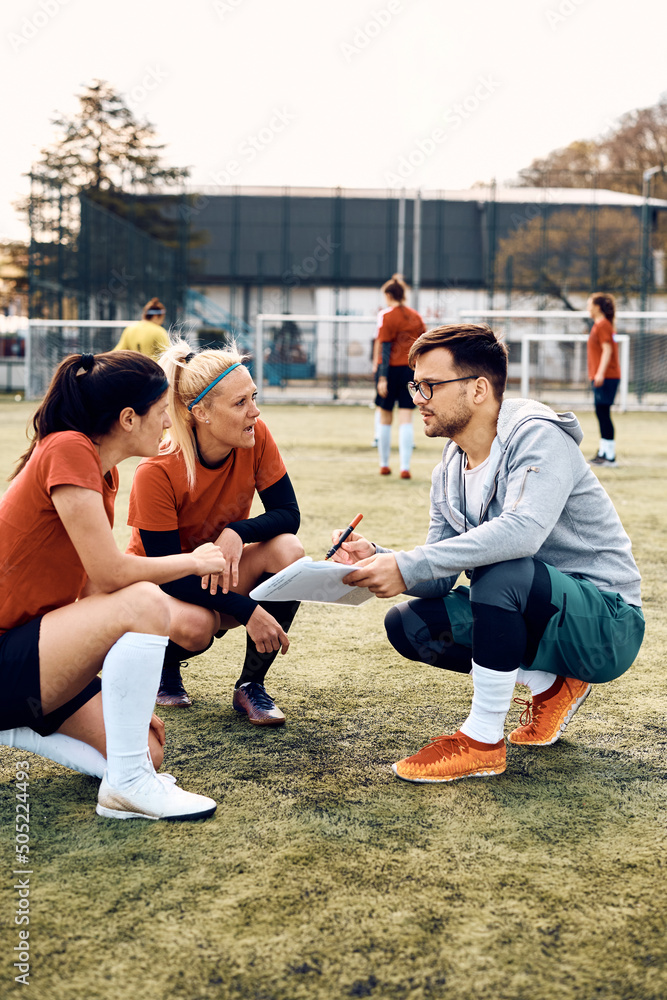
249, 556, 374, 606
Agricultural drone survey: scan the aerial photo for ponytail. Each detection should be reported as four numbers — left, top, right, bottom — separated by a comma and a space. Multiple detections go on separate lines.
10, 350, 167, 480
591, 292, 616, 324
382, 273, 408, 305
142, 297, 166, 320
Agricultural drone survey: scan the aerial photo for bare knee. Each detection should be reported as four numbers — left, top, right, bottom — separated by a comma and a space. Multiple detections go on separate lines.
174, 606, 217, 651
270, 534, 305, 569
115, 582, 171, 636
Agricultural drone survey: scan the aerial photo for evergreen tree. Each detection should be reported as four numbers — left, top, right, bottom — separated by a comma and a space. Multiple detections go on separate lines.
19, 79, 188, 245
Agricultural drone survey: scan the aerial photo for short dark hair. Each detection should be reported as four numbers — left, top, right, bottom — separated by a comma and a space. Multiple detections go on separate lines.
408, 324, 508, 402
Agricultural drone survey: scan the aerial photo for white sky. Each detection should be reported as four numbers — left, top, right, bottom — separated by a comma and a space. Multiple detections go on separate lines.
2, 0, 667, 241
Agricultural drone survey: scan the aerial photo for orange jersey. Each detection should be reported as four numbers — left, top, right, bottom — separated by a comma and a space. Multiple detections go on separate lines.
377, 305, 426, 367
0, 432, 117, 634
587, 318, 621, 380
127, 419, 286, 554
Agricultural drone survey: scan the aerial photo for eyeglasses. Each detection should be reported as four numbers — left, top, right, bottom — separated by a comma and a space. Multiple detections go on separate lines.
407, 376, 480, 401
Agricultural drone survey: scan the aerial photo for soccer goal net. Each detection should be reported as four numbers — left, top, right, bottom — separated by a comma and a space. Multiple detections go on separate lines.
24, 320, 131, 399
459, 310, 667, 411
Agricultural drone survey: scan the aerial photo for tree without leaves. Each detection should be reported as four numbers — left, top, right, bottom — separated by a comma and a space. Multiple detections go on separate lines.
515, 96, 667, 200
495, 207, 642, 308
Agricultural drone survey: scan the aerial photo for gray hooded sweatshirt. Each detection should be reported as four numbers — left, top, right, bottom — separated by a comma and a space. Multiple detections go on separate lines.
387, 399, 641, 607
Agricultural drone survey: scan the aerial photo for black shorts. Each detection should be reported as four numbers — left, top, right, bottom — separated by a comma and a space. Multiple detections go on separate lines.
592, 378, 619, 406
0, 617, 101, 737
375, 365, 415, 411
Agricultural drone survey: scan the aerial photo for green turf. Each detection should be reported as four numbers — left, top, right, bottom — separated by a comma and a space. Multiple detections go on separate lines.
1, 400, 666, 1000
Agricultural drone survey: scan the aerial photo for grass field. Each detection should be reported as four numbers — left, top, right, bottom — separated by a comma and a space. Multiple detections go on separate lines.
0, 399, 666, 1000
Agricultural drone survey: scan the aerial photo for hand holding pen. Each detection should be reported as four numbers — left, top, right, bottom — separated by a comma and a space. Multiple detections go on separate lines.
325, 513, 364, 561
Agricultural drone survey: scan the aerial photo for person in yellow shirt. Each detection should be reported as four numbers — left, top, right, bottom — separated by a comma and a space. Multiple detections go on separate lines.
114, 298, 170, 358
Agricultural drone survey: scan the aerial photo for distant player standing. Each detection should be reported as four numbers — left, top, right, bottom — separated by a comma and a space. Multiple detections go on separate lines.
114, 297, 171, 359
587, 292, 621, 466
375, 275, 426, 479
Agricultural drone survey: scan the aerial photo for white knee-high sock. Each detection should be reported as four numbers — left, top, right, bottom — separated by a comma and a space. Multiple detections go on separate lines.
378, 424, 392, 467
601, 437, 616, 460
398, 423, 414, 472
460, 662, 518, 744
373, 408, 382, 446
101, 632, 168, 790
516, 668, 557, 697
0, 728, 106, 778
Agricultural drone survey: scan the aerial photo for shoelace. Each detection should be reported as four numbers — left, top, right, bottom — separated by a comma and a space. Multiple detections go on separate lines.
513, 697, 533, 727
242, 683, 276, 710
514, 678, 576, 729
422, 734, 469, 761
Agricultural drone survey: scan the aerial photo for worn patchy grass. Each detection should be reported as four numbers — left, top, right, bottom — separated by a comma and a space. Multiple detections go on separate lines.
0, 400, 665, 1000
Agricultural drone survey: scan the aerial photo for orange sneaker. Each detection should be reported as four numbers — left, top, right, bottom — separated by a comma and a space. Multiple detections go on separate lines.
380, 466, 391, 475
508, 676, 591, 746
392, 730, 506, 783
400, 470, 411, 479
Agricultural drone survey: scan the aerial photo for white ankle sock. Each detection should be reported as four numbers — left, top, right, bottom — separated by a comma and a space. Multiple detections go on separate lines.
378, 424, 392, 467
516, 668, 557, 697
460, 662, 518, 744
398, 423, 414, 472
601, 437, 616, 460
0, 728, 106, 778
101, 632, 168, 790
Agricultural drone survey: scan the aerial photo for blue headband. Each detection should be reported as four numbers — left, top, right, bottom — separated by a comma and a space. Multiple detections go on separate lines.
187, 363, 242, 410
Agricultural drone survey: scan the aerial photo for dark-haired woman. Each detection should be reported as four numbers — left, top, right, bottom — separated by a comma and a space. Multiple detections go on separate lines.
114, 297, 170, 359
375, 274, 426, 478
126, 338, 303, 723
587, 292, 621, 467
0, 351, 225, 821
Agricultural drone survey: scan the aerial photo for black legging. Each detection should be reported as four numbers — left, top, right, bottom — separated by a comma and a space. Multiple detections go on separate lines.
385, 558, 559, 674
595, 403, 614, 440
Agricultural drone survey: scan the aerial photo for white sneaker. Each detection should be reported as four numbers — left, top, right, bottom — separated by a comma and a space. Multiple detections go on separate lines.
96, 767, 216, 821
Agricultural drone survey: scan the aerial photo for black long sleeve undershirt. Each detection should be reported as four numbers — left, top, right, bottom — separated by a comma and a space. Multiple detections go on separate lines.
139, 473, 300, 627
225, 472, 300, 542
377, 340, 392, 379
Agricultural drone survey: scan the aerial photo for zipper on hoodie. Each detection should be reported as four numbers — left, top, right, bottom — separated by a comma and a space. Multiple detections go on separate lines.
478, 471, 500, 526
512, 466, 540, 510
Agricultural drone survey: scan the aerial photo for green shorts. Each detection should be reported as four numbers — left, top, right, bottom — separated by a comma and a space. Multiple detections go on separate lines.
442, 563, 645, 684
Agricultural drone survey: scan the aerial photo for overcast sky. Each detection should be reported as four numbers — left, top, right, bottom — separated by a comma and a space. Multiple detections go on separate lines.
2, 0, 667, 240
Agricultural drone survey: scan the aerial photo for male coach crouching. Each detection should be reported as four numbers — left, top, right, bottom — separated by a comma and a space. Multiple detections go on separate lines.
334, 324, 645, 783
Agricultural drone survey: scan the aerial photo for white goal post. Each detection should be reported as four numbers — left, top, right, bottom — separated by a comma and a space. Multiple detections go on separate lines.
457, 310, 665, 413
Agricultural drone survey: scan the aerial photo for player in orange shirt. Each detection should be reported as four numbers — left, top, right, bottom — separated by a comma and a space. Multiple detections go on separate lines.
0, 351, 225, 821
375, 275, 426, 479
587, 292, 621, 467
126, 339, 304, 724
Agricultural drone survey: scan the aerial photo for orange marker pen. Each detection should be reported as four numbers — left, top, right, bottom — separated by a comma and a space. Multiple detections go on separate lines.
324, 513, 363, 560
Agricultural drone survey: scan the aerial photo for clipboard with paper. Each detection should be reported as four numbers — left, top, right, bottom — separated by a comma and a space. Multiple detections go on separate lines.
249, 556, 373, 606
